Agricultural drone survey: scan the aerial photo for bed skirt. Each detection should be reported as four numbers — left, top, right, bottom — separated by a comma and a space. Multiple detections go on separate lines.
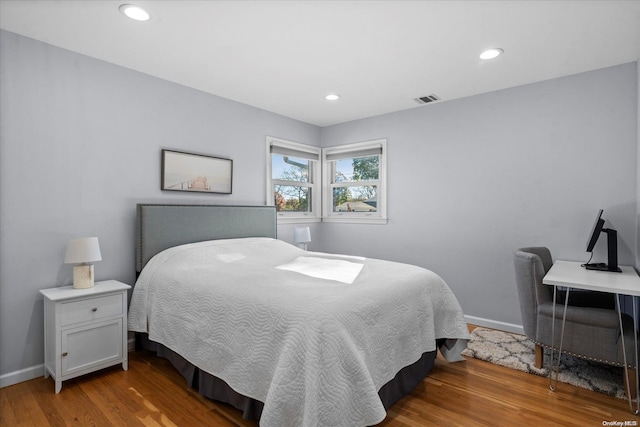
137, 333, 438, 421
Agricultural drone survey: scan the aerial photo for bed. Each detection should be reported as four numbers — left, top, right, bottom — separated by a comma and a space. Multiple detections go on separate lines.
128, 204, 469, 426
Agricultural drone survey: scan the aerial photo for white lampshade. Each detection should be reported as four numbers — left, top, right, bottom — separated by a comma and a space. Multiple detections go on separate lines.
64, 237, 102, 264
293, 227, 311, 244
293, 227, 311, 251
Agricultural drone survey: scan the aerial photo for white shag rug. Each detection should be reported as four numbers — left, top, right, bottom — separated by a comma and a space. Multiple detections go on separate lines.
461, 327, 627, 399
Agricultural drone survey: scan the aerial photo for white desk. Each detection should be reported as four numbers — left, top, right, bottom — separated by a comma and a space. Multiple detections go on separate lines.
543, 260, 640, 413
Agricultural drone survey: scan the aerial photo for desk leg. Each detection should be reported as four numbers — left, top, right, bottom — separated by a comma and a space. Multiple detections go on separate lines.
634, 296, 639, 413
550, 286, 570, 391
618, 294, 640, 414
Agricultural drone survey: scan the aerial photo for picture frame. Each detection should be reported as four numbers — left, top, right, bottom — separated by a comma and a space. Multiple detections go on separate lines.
161, 149, 233, 194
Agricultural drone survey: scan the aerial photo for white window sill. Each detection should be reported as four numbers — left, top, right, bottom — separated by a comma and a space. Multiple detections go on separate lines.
322, 216, 388, 225
276, 215, 322, 224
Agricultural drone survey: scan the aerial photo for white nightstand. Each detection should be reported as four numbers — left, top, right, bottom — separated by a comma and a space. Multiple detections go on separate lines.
40, 280, 131, 393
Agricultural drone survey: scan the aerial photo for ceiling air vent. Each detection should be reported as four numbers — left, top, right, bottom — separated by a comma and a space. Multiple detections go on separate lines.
414, 94, 441, 104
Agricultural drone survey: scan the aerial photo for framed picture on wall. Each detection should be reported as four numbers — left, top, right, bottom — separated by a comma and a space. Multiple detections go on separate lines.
161, 149, 233, 194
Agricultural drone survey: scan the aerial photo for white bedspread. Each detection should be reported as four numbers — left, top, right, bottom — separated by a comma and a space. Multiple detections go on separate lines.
128, 238, 469, 427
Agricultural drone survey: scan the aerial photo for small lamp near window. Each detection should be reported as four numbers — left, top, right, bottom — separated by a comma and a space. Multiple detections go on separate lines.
293, 227, 311, 251
64, 237, 102, 289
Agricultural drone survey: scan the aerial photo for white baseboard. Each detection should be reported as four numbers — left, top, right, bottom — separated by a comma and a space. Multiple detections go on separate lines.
464, 315, 524, 335
128, 337, 136, 352
0, 364, 44, 389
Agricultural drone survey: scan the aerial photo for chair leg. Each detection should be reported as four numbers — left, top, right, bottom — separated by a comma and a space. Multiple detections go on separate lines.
535, 344, 544, 369
624, 368, 637, 400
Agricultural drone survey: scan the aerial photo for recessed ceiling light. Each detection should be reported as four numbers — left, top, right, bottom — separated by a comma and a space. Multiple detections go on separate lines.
479, 48, 503, 60
325, 94, 340, 101
119, 4, 150, 21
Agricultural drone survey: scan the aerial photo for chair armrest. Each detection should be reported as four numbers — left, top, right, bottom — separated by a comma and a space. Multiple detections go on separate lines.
538, 302, 620, 328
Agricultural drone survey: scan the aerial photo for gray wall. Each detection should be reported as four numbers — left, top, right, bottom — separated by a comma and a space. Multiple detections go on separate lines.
319, 63, 638, 329
0, 30, 320, 379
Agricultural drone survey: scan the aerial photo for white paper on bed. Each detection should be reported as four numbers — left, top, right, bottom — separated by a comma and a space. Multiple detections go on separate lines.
276, 256, 364, 284
128, 238, 469, 427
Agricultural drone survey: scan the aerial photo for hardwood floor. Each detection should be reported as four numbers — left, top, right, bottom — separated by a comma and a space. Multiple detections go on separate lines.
2, 331, 637, 426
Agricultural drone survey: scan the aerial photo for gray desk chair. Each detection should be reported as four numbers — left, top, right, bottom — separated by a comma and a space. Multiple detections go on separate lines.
513, 247, 637, 394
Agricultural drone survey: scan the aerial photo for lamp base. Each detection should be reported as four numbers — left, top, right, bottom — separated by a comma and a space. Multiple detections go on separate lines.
73, 265, 94, 289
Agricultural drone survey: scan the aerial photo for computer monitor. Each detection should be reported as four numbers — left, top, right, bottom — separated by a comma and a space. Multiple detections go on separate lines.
584, 209, 621, 272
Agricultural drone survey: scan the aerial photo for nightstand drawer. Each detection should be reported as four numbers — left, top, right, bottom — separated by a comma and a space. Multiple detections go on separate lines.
60, 294, 123, 326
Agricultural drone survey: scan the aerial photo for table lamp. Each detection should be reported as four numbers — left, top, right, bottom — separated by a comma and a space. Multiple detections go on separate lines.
64, 237, 102, 289
293, 227, 311, 251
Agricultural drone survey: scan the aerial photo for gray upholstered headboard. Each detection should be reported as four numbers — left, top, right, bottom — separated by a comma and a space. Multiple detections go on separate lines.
136, 204, 277, 273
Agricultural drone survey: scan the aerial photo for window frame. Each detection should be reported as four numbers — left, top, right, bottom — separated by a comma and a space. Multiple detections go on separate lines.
322, 139, 387, 224
266, 136, 322, 223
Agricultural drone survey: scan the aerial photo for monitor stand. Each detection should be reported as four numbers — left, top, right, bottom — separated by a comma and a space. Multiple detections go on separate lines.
584, 228, 622, 273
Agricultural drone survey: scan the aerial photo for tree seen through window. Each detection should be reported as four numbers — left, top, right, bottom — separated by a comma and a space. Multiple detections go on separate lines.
333, 155, 379, 212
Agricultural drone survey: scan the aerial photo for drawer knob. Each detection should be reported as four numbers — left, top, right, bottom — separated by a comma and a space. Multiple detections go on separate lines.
92, 307, 98, 312
62, 352, 68, 357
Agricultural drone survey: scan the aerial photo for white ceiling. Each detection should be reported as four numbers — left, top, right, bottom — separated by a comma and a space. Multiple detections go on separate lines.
1, 1, 639, 127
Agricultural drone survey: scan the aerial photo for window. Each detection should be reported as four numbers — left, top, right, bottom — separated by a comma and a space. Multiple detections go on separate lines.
266, 137, 321, 223
322, 139, 387, 224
